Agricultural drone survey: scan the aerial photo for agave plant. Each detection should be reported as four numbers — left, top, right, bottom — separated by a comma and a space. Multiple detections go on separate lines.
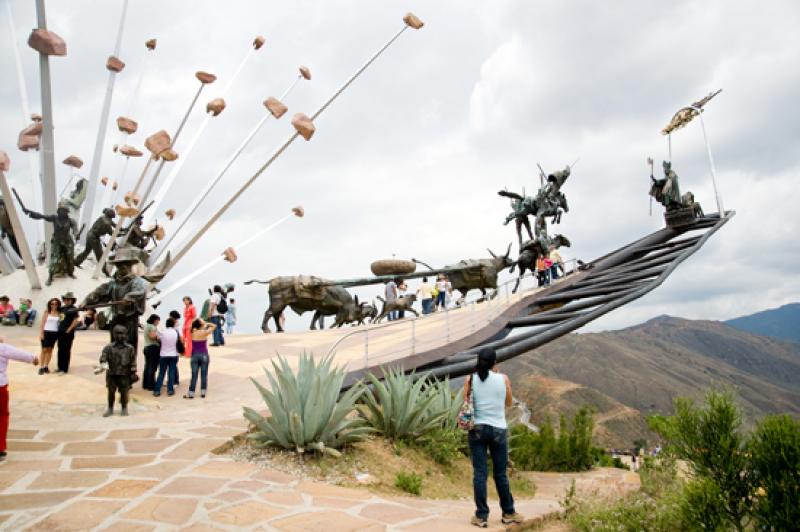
243, 353, 372, 457
428, 377, 464, 430
361, 366, 450, 440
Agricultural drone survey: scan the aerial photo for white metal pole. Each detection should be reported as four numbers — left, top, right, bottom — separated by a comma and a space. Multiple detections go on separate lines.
151, 75, 303, 264
147, 47, 259, 220
5, 0, 43, 245
692, 108, 723, 215
34, 0, 57, 256
0, 170, 42, 288
137, 83, 205, 208
165, 22, 414, 277
81, 0, 129, 241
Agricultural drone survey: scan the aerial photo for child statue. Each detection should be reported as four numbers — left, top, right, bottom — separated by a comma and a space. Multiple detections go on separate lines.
98, 324, 138, 417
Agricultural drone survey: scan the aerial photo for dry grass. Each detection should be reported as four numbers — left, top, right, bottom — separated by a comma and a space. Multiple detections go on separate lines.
226, 434, 536, 500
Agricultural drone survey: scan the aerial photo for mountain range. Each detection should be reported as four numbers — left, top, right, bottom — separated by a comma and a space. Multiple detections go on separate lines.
501, 306, 800, 448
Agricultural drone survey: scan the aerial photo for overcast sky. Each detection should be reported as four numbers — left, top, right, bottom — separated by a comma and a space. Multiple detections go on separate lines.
2, 0, 799, 334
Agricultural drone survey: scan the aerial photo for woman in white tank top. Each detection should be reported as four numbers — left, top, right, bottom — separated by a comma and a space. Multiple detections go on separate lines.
463, 348, 523, 528
38, 298, 61, 375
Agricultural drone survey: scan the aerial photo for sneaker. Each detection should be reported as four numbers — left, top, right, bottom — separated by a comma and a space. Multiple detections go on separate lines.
183, 394, 194, 399
501, 512, 524, 525
120, 407, 129, 417
38, 368, 45, 375
470, 516, 488, 528
153, 392, 161, 397
102, 409, 113, 417
167, 390, 175, 396
0, 451, 7, 461
200, 391, 206, 398
44, 367, 50, 374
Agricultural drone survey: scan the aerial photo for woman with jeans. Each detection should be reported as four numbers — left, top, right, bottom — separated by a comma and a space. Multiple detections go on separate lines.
153, 318, 180, 397
142, 314, 160, 391
463, 348, 523, 528
184, 319, 215, 399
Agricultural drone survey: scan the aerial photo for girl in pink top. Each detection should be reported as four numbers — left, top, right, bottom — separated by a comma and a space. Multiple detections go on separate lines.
0, 339, 39, 461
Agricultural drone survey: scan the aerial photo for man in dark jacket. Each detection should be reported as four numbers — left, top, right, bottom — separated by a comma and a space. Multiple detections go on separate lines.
99, 325, 137, 417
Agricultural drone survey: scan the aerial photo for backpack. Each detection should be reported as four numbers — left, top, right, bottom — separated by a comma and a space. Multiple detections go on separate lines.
216, 295, 228, 314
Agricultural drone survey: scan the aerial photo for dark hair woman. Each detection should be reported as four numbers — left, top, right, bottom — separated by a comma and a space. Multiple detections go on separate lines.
184, 318, 215, 399
141, 314, 161, 391
153, 316, 180, 396
38, 298, 61, 374
463, 348, 523, 527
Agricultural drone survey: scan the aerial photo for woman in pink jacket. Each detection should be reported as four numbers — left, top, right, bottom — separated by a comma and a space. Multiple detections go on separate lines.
0, 338, 39, 461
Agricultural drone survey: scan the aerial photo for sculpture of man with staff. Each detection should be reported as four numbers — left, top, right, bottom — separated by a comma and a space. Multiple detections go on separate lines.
15, 190, 77, 285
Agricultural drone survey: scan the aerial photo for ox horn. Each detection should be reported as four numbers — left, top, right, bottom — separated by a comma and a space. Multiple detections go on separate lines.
487, 248, 497, 258
505, 242, 512, 258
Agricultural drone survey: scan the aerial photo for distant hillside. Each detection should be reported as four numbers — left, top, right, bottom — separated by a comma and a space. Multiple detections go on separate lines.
502, 316, 800, 446
725, 303, 800, 344
511, 374, 656, 449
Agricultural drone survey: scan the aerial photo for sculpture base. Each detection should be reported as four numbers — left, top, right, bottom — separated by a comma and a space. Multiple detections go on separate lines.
664, 207, 698, 228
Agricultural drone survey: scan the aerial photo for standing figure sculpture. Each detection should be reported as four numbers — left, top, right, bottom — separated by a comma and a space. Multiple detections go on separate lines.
17, 196, 77, 285
649, 160, 682, 210
123, 216, 157, 254
80, 247, 148, 356
75, 208, 116, 275
500, 193, 535, 248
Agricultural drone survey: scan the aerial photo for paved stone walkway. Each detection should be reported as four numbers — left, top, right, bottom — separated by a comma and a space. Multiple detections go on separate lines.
0, 326, 638, 530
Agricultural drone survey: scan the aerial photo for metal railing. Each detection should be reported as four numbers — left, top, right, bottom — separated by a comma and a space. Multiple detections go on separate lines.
324, 258, 578, 369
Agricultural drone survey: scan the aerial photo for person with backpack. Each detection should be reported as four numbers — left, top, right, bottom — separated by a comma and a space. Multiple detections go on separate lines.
463, 347, 524, 528
208, 285, 227, 346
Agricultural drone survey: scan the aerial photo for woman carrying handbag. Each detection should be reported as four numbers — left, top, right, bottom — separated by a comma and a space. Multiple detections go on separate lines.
462, 348, 524, 528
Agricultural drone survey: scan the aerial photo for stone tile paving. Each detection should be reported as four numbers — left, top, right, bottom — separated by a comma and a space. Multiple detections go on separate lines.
0, 327, 637, 530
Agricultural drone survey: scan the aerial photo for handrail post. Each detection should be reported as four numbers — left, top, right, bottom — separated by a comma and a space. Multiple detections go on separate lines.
363, 324, 369, 368
411, 318, 416, 355
445, 306, 450, 343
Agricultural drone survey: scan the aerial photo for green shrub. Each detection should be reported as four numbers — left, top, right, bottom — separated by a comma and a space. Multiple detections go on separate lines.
361, 367, 449, 440
510, 407, 596, 472
648, 389, 752, 530
416, 427, 468, 465
748, 414, 800, 530
243, 354, 372, 457
593, 449, 629, 470
678, 477, 727, 531
639, 455, 678, 498
395, 471, 423, 495
427, 377, 463, 429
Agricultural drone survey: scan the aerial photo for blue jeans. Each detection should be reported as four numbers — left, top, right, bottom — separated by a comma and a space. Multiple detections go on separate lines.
210, 316, 224, 345
550, 265, 560, 281
436, 291, 446, 309
188, 352, 209, 395
153, 357, 177, 395
421, 298, 433, 314
468, 424, 515, 519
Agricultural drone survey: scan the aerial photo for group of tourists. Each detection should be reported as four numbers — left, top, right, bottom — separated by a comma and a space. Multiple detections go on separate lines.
536, 245, 565, 287
383, 273, 454, 319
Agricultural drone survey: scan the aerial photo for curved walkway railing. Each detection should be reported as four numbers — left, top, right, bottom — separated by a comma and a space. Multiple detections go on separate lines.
324, 258, 579, 368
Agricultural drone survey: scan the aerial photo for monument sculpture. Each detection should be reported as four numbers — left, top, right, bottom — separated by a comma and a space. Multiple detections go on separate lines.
80, 246, 148, 353
648, 158, 704, 227
498, 164, 572, 248
75, 208, 116, 275
15, 191, 77, 285
98, 324, 137, 417
510, 234, 571, 293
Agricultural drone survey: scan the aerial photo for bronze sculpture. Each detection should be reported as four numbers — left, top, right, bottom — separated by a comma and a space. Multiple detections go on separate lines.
75, 208, 116, 275
414, 245, 514, 301
16, 191, 77, 285
99, 324, 137, 417
244, 276, 362, 333
649, 160, 682, 210
80, 246, 148, 354
510, 234, 571, 293
498, 164, 571, 248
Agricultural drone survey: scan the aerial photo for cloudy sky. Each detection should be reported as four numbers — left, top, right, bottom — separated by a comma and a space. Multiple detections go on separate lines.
2, 0, 799, 333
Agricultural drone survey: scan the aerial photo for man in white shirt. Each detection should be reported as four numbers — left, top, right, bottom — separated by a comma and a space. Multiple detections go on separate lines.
208, 285, 226, 346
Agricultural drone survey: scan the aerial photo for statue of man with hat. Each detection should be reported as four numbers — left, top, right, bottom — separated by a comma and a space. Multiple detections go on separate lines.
80, 246, 148, 356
